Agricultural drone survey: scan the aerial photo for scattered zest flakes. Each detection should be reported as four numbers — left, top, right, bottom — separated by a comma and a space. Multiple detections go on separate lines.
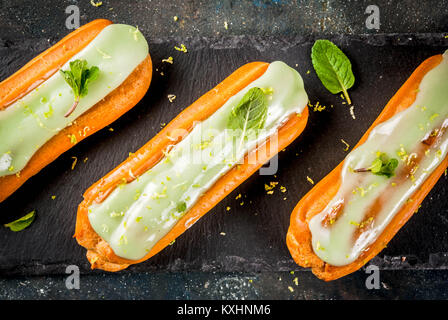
220, 232, 226, 236
280, 186, 286, 193
173, 16, 178, 22
261, 87, 274, 95
110, 211, 124, 218
397, 144, 408, 162
288, 286, 294, 292
224, 21, 229, 30
81, 126, 90, 137
51, 195, 56, 200
226, 206, 231, 211
353, 186, 366, 197
71, 156, 78, 170
162, 56, 174, 64
174, 44, 188, 53
43, 105, 54, 118
316, 240, 325, 251
264, 181, 278, 192
309, 100, 326, 112
90, 0, 102, 7
108, 127, 114, 132
293, 277, 299, 285
235, 193, 242, 200
429, 113, 439, 121
341, 139, 350, 151
68, 134, 77, 145
306, 176, 314, 184
350, 217, 373, 228
167, 94, 176, 102
119, 234, 128, 245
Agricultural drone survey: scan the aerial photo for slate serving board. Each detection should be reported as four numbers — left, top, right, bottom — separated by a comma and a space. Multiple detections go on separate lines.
0, 33, 447, 276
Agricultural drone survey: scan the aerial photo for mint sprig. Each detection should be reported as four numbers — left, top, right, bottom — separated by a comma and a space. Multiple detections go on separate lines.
354, 153, 399, 178
60, 59, 99, 117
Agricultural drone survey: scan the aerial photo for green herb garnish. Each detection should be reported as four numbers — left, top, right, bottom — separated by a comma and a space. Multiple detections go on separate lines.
4, 210, 36, 232
227, 87, 268, 151
176, 201, 187, 213
311, 39, 355, 104
354, 153, 399, 178
60, 59, 99, 117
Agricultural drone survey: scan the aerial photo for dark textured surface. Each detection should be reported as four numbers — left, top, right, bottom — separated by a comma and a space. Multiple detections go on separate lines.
1, 270, 448, 300
1, 0, 448, 38
0, 0, 448, 300
1, 33, 448, 276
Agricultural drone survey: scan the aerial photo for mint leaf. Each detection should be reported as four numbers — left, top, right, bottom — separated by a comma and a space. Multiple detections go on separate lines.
60, 59, 100, 117
60, 70, 77, 95
70, 59, 87, 90
311, 39, 355, 104
80, 66, 99, 97
374, 157, 398, 178
227, 87, 268, 151
4, 210, 36, 232
369, 158, 383, 174
354, 153, 399, 178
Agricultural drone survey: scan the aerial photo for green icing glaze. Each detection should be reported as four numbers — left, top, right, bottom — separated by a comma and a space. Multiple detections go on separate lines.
87, 61, 308, 260
0, 24, 148, 176
310, 51, 448, 266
